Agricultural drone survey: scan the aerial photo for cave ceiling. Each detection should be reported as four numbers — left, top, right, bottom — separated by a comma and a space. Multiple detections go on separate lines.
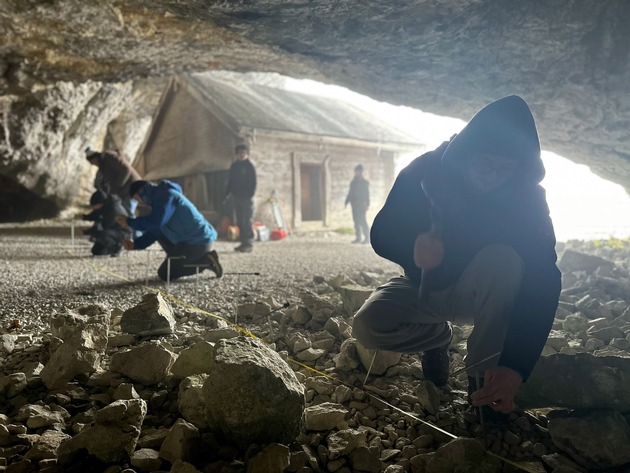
1, 0, 630, 205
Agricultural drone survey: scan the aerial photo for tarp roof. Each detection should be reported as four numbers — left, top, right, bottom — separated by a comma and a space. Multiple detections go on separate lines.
186, 72, 422, 147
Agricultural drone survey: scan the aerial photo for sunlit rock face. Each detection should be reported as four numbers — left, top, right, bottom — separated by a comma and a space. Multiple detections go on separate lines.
1, 0, 629, 217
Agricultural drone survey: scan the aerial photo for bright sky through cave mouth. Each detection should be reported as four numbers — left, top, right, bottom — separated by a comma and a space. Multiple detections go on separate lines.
284, 77, 630, 242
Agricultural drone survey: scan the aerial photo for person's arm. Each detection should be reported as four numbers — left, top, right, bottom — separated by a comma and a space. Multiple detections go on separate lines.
245, 161, 257, 198
371, 153, 440, 281
472, 188, 561, 412
345, 180, 354, 207
499, 188, 561, 380
128, 189, 177, 233
82, 209, 99, 221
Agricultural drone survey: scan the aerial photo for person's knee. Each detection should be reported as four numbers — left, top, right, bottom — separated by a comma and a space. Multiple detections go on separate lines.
352, 305, 382, 348
478, 245, 523, 286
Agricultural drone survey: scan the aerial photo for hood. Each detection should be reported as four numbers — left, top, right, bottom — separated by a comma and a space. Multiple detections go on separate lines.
441, 95, 544, 187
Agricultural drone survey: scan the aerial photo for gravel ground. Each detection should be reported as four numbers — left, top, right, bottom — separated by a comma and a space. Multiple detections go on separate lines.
3, 223, 629, 472
0, 224, 399, 331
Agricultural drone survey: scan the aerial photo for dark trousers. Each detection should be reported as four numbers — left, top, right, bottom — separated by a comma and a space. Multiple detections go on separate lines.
352, 204, 370, 242
352, 245, 524, 375
234, 197, 255, 246
157, 239, 212, 281
91, 228, 125, 256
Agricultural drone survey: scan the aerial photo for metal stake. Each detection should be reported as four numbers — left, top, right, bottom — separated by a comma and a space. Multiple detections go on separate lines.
146, 250, 150, 286
362, 351, 379, 388
70, 220, 75, 250
475, 370, 487, 448
450, 352, 502, 378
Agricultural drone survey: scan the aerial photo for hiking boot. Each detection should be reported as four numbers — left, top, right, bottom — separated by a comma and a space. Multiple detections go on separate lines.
206, 250, 223, 278
421, 342, 451, 387
235, 244, 253, 253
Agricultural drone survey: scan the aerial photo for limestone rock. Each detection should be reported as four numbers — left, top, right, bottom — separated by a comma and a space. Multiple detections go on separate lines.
299, 289, 336, 323
120, 292, 176, 336
57, 399, 147, 465
304, 402, 348, 431
0, 373, 27, 399
548, 410, 630, 470
16, 404, 70, 430
326, 428, 368, 461
24, 429, 72, 462
425, 438, 501, 473
40, 308, 110, 389
558, 250, 615, 274
337, 283, 373, 316
202, 337, 304, 449
416, 381, 441, 416
355, 342, 402, 376
109, 343, 176, 385
171, 341, 215, 378
178, 374, 208, 429
131, 448, 163, 472
518, 354, 630, 411
0, 334, 17, 354
246, 443, 290, 473
159, 418, 200, 464
333, 338, 361, 372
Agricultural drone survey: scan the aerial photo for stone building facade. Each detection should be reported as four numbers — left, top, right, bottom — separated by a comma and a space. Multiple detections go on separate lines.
134, 72, 423, 233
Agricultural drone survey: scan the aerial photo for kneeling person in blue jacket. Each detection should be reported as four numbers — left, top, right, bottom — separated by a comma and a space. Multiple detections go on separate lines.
117, 180, 222, 281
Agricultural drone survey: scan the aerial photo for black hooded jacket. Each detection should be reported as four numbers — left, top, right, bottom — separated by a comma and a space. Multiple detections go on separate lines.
370, 96, 561, 381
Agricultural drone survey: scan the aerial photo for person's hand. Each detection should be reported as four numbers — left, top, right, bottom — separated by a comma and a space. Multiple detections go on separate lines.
470, 366, 523, 413
115, 215, 129, 229
122, 239, 134, 251
413, 232, 444, 269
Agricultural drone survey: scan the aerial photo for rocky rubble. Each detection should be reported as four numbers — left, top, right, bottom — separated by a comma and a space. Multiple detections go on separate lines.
1, 232, 630, 472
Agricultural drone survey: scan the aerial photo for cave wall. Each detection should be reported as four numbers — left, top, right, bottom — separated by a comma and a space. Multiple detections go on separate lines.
1, 0, 629, 216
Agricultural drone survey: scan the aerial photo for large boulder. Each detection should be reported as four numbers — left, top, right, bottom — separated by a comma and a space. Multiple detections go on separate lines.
518, 354, 630, 411
40, 306, 110, 389
548, 410, 630, 470
202, 337, 304, 449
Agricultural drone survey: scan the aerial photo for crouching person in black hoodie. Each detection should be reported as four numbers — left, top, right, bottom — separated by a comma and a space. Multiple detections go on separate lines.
352, 96, 561, 421
82, 190, 130, 256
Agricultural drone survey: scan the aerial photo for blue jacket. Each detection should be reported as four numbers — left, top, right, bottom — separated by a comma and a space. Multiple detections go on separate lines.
128, 180, 217, 250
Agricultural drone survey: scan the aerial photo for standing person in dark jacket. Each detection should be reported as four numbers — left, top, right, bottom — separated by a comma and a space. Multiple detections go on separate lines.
116, 180, 223, 282
352, 96, 561, 417
86, 148, 141, 216
225, 144, 257, 253
345, 164, 371, 244
82, 190, 130, 256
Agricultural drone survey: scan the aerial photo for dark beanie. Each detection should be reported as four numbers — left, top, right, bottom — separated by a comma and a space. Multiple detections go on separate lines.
85, 147, 101, 161
129, 180, 148, 197
89, 190, 107, 206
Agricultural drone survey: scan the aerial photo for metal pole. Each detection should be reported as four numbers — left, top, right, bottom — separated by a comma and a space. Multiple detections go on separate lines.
476, 370, 487, 447
195, 266, 200, 295
167, 257, 171, 288
362, 351, 378, 388
71, 220, 75, 251
146, 250, 150, 286
234, 273, 240, 325
450, 352, 501, 378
